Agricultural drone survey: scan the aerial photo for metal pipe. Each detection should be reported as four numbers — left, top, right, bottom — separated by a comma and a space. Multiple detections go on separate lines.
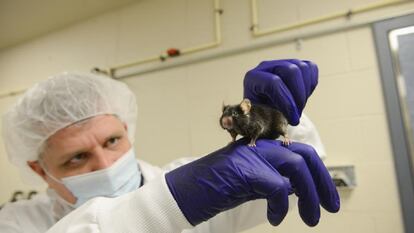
113, 0, 410, 78
250, 0, 410, 37
250, 0, 259, 33
214, 0, 222, 44
0, 88, 26, 99
354, 0, 408, 14
180, 0, 222, 55
112, 6, 414, 80
110, 0, 223, 77
111, 56, 160, 71
1, 1, 413, 98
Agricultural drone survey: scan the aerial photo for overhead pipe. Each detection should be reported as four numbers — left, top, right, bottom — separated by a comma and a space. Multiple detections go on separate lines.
0, 0, 223, 99
1, 0, 413, 98
110, 5, 414, 80
250, 0, 410, 37
0, 88, 26, 99
93, 0, 223, 78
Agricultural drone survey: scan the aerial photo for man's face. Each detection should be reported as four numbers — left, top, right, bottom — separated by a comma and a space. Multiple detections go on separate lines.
28, 115, 131, 204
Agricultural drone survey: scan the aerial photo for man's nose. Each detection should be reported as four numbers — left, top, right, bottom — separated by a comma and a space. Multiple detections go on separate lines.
90, 149, 114, 171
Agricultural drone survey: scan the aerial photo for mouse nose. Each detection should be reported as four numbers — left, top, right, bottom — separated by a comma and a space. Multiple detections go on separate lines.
221, 116, 233, 129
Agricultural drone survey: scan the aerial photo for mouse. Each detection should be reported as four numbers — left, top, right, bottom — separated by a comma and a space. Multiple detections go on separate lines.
220, 98, 290, 147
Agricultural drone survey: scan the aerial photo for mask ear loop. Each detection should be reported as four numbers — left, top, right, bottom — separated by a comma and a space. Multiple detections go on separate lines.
46, 188, 76, 215
39, 159, 78, 210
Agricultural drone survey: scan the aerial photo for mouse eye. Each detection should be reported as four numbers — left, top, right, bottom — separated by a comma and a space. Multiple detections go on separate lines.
232, 111, 238, 117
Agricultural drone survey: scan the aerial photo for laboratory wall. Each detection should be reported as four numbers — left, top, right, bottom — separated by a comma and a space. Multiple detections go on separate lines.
0, 0, 413, 232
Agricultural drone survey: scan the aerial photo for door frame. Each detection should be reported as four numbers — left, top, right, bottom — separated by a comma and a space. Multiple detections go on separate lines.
373, 13, 414, 233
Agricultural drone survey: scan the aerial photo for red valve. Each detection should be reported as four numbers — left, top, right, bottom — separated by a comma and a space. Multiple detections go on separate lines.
167, 48, 180, 57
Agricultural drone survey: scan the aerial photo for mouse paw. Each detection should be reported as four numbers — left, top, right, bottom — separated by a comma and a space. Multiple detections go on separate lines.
282, 137, 291, 146
248, 139, 257, 147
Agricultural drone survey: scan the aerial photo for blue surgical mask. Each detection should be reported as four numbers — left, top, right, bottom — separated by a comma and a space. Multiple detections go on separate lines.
43, 148, 142, 207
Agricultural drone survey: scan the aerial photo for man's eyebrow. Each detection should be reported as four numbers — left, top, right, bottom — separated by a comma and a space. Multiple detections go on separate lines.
102, 132, 123, 142
53, 130, 125, 162
59, 149, 88, 162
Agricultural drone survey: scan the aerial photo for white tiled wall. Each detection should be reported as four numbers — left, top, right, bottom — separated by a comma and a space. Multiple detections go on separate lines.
1, 0, 412, 232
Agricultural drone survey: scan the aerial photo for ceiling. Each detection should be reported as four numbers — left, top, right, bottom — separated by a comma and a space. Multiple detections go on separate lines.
0, 0, 140, 50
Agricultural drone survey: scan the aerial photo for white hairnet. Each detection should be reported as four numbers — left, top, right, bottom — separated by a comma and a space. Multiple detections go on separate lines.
2, 72, 137, 185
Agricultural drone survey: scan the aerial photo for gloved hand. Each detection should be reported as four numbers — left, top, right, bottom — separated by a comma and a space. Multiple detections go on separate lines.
165, 139, 340, 227
244, 59, 318, 126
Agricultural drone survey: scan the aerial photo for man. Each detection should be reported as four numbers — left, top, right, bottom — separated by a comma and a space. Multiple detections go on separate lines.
0, 59, 339, 232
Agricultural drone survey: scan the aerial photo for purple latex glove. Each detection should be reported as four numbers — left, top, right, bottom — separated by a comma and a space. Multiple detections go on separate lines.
165, 139, 340, 227
244, 59, 318, 126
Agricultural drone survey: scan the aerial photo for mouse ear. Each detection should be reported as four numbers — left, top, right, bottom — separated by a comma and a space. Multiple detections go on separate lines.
222, 101, 227, 112
240, 99, 251, 114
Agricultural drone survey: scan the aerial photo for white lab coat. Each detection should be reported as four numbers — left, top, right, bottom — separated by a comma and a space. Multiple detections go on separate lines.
0, 114, 325, 233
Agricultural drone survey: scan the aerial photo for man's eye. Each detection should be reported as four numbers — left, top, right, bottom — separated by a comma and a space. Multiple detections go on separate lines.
105, 137, 120, 148
67, 153, 87, 166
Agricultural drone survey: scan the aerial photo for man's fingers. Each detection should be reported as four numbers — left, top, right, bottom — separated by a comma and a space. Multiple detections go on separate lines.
288, 142, 340, 213
256, 60, 307, 114
287, 59, 312, 100
254, 140, 321, 226
303, 60, 318, 95
248, 159, 290, 226
244, 70, 300, 125
266, 185, 289, 226
277, 154, 321, 226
